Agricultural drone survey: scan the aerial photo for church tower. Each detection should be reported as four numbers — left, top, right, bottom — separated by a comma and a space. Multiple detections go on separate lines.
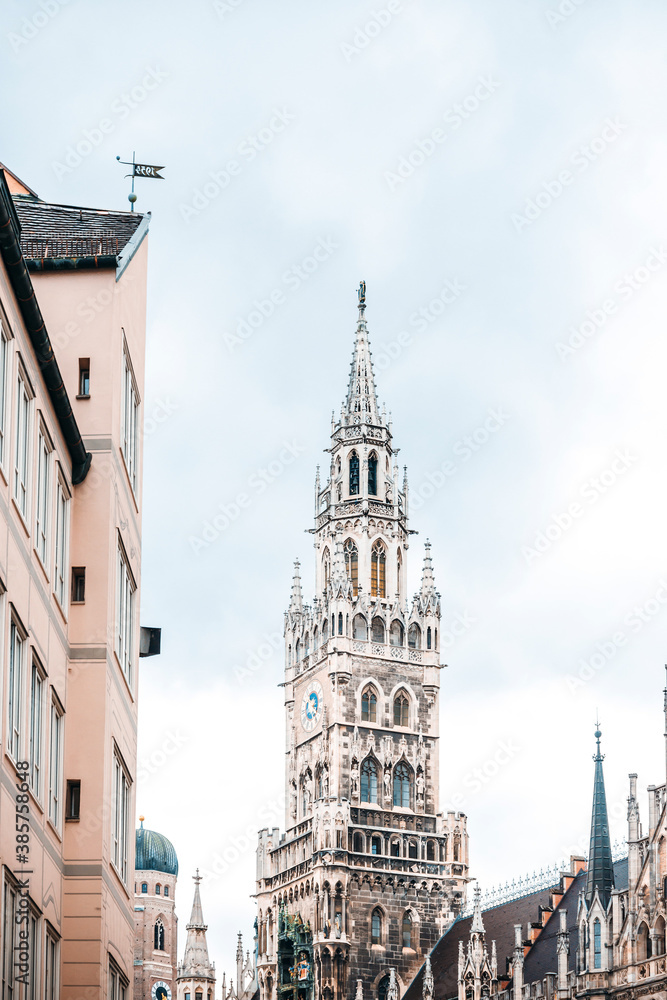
177, 873, 216, 1000
256, 284, 469, 1000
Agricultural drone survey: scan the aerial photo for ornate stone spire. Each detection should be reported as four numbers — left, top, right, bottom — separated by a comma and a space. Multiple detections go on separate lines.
343, 281, 380, 425
470, 883, 485, 935
585, 726, 615, 909
178, 871, 215, 979
289, 559, 303, 613
423, 955, 434, 1000
329, 532, 350, 597
420, 540, 437, 600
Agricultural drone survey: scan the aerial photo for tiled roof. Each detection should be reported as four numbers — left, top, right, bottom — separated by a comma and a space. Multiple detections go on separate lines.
13, 198, 144, 264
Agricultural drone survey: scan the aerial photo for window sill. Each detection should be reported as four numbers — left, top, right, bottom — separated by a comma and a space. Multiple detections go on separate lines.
71, 600, 85, 606
33, 547, 50, 585
52, 590, 68, 625
46, 817, 62, 844
113, 650, 135, 702
11, 496, 30, 538
76, 394, 90, 400
119, 446, 139, 514
110, 861, 130, 899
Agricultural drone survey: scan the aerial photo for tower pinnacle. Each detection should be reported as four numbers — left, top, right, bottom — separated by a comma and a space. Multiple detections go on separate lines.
585, 725, 615, 909
420, 540, 437, 600
344, 281, 380, 425
289, 559, 303, 613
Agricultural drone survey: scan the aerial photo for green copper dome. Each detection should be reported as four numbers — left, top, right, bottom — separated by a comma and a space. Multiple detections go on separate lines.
135, 821, 179, 876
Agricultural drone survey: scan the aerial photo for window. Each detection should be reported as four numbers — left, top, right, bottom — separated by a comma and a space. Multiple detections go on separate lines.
427, 841, 436, 861
109, 957, 128, 1000
368, 453, 377, 495
29, 658, 44, 795
408, 841, 418, 859
594, 918, 601, 968
48, 698, 64, 828
361, 757, 379, 803
349, 451, 359, 495
35, 427, 51, 566
66, 779, 81, 820
402, 911, 413, 948
0, 325, 9, 466
372, 617, 385, 643
371, 835, 382, 855
154, 919, 165, 950
393, 762, 412, 809
53, 477, 70, 609
361, 686, 377, 723
141, 883, 148, 894
390, 620, 404, 646
353, 613, 367, 640
427, 626, 432, 649
353, 832, 364, 852
121, 346, 139, 492
322, 548, 330, 590
8, 619, 25, 760
378, 975, 390, 1000
44, 928, 59, 1000
371, 541, 386, 597
408, 623, 421, 649
71, 567, 86, 603
112, 749, 130, 883
13, 367, 31, 518
344, 540, 358, 595
156, 884, 161, 895
196, 991, 203, 1000
394, 692, 409, 727
338, 612, 343, 635
371, 909, 382, 945
164, 885, 169, 898
2, 879, 17, 997
78, 358, 90, 397
117, 542, 136, 685
390, 840, 400, 857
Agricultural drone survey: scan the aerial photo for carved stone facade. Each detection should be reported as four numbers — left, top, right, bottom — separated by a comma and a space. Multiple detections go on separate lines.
255, 285, 469, 1000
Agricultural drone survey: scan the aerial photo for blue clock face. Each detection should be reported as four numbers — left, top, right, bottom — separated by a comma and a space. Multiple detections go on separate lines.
301, 681, 324, 732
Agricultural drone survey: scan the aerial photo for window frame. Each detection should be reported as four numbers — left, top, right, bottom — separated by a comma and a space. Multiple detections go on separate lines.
13, 360, 34, 522
121, 343, 140, 495
116, 538, 136, 688
7, 615, 26, 762
360, 757, 379, 804
111, 746, 131, 885
29, 654, 45, 798
44, 927, 59, 1000
35, 420, 53, 571
361, 686, 377, 723
48, 694, 64, 832
0, 319, 11, 472
53, 472, 71, 613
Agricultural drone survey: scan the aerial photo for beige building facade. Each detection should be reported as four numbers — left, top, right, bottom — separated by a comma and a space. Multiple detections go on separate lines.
0, 163, 153, 996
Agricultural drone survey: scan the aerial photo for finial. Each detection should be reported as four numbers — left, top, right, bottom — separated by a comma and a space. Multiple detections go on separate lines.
139, 815, 145, 826
194, 868, 201, 885
357, 279, 366, 316
593, 723, 604, 762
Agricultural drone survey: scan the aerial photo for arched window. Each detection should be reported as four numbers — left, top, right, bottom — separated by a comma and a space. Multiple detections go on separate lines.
313, 626, 319, 649
402, 911, 412, 948
427, 626, 432, 650
394, 692, 409, 727
361, 758, 379, 803
322, 619, 329, 642
295, 638, 300, 661
408, 841, 418, 859
371, 541, 386, 598
196, 992, 203, 1000
378, 975, 390, 1000
349, 452, 360, 495
593, 919, 601, 968
164, 886, 169, 897
344, 540, 359, 595
361, 686, 377, 722
353, 832, 364, 853
372, 617, 385, 643
390, 620, 404, 647
638, 921, 650, 960
368, 453, 378, 495
393, 761, 412, 808
408, 623, 421, 649
371, 835, 382, 855
353, 614, 367, 640
141, 883, 148, 894
397, 548, 402, 597
338, 612, 343, 635
156, 884, 161, 895
371, 908, 382, 945
427, 841, 435, 861
655, 916, 666, 956
154, 919, 165, 951
304, 633, 310, 657
322, 548, 331, 590
317, 766, 324, 799
390, 840, 400, 857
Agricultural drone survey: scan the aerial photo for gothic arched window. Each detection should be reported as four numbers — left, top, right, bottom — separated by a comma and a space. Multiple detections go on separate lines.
390, 620, 404, 647
402, 911, 413, 948
393, 761, 413, 809
372, 617, 385, 643
638, 921, 650, 960
371, 835, 382, 855
390, 839, 400, 857
427, 841, 436, 860
353, 613, 367, 640
397, 548, 402, 597
316, 766, 324, 799
408, 841, 418, 859
371, 908, 382, 945
408, 623, 421, 649
361, 758, 379, 803
322, 548, 331, 590
164, 886, 169, 897
304, 633, 310, 657
593, 919, 601, 968
322, 619, 329, 642
156, 883, 161, 895
371, 541, 386, 598
344, 540, 359, 596
655, 916, 666, 956
378, 975, 390, 1000
154, 919, 165, 951
361, 686, 377, 723
427, 626, 432, 650
394, 692, 409, 727
353, 832, 364, 853
141, 883, 147, 894
338, 612, 343, 635
368, 453, 378, 495
349, 452, 360, 495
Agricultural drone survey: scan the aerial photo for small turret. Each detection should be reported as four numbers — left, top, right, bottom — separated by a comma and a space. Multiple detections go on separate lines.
289, 560, 303, 614
585, 727, 614, 910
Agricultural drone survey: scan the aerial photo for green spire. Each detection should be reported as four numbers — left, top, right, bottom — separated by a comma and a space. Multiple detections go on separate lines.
585, 726, 614, 909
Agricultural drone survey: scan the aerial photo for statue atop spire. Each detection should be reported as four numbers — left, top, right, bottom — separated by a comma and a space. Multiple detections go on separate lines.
585, 725, 615, 909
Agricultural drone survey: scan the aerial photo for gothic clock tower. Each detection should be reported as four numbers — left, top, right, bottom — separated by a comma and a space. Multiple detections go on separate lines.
256, 284, 469, 1000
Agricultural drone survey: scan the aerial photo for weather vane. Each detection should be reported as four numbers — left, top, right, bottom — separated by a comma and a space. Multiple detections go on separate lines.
116, 152, 165, 211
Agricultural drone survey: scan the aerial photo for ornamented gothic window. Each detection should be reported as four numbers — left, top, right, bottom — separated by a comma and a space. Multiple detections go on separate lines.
397, 548, 402, 597
371, 908, 382, 945
304, 633, 310, 657
638, 921, 650, 960
427, 841, 436, 860
361, 758, 379, 803
408, 841, 418, 859
156, 883, 161, 894
361, 686, 377, 722
349, 452, 360, 495
154, 919, 165, 951
393, 761, 412, 809
402, 911, 413, 948
427, 626, 432, 650
593, 919, 601, 968
344, 540, 358, 595
338, 612, 343, 635
371, 835, 382, 855
353, 832, 364, 852
164, 886, 169, 897
408, 623, 421, 649
322, 619, 329, 642
353, 613, 367, 640
371, 541, 386, 597
390, 620, 404, 646
372, 617, 385, 643
368, 453, 378, 495
322, 548, 331, 590
394, 692, 409, 727
655, 916, 666, 956
378, 975, 390, 1000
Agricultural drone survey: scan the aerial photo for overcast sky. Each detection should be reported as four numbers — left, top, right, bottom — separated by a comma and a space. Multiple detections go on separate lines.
4, 0, 667, 980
